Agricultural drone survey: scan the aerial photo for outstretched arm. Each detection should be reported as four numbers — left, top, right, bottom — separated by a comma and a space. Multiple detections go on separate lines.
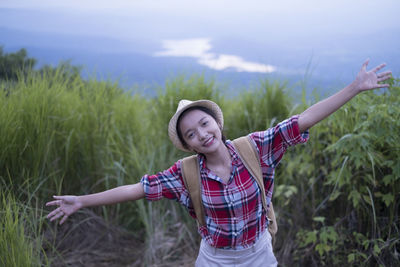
298, 59, 392, 132
46, 183, 145, 225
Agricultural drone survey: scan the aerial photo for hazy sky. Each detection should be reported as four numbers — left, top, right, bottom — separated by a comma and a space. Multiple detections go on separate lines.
2, 0, 399, 42
1, 0, 399, 84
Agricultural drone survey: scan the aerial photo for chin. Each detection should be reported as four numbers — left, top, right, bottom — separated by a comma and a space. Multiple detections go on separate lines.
199, 139, 222, 154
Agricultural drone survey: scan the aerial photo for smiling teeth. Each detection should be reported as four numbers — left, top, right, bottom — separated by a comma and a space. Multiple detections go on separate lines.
204, 137, 213, 146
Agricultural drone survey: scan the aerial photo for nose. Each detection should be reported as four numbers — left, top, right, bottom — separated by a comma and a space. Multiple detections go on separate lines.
198, 128, 208, 140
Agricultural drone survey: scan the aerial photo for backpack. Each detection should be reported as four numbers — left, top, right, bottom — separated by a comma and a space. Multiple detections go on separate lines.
181, 135, 278, 242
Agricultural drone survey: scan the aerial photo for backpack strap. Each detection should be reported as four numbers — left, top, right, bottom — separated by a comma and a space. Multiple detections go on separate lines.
181, 155, 206, 227
232, 136, 278, 237
232, 136, 268, 213
181, 136, 278, 237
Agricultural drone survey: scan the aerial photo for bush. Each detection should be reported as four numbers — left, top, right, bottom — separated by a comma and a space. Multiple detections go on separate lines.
1, 64, 399, 266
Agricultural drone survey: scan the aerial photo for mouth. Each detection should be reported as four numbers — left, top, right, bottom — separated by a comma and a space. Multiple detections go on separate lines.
203, 136, 215, 147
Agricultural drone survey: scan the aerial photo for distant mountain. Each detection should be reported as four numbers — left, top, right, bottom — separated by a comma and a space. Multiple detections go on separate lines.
1, 27, 293, 95
1, 26, 399, 98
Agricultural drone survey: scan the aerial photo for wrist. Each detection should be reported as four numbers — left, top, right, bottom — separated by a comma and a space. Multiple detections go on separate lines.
348, 80, 363, 95
76, 196, 85, 209
346, 82, 361, 97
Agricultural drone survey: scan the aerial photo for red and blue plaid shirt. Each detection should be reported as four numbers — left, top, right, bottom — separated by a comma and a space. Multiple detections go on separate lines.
140, 115, 309, 249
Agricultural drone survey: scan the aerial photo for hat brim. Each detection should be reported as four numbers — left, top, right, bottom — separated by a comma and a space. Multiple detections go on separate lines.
168, 100, 224, 152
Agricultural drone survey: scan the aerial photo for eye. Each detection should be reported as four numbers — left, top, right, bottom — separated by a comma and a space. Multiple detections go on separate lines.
187, 132, 195, 139
202, 121, 208, 126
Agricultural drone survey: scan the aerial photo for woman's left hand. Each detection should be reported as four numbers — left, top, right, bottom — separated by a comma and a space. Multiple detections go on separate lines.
352, 59, 392, 93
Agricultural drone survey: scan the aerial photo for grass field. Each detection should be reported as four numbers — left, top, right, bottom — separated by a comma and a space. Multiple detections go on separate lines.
1, 67, 399, 266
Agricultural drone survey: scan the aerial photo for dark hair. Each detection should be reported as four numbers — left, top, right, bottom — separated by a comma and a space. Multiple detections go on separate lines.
176, 106, 226, 150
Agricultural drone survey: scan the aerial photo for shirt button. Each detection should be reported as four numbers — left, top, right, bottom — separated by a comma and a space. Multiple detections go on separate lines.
233, 232, 237, 236
230, 201, 234, 206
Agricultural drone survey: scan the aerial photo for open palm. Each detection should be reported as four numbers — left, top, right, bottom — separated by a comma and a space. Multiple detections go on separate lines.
353, 59, 392, 92
46, 195, 82, 225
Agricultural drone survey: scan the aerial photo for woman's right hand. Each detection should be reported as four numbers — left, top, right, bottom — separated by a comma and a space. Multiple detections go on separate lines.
46, 195, 82, 225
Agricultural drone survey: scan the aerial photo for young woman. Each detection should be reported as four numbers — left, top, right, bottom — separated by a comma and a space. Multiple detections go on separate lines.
46, 60, 391, 266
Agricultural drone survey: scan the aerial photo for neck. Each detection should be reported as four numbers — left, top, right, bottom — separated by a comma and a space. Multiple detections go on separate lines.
203, 143, 231, 167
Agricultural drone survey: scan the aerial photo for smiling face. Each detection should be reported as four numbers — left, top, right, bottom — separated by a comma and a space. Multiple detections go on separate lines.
178, 109, 224, 155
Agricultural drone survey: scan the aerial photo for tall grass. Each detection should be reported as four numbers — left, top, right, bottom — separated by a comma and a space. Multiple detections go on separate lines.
0, 189, 48, 267
275, 84, 400, 266
1, 67, 399, 266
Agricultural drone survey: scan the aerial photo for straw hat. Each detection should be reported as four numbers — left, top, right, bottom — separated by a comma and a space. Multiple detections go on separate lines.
168, 99, 224, 152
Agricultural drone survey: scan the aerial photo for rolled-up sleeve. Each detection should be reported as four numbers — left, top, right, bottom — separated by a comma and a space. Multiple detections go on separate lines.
140, 160, 196, 217
140, 161, 184, 201
249, 115, 309, 168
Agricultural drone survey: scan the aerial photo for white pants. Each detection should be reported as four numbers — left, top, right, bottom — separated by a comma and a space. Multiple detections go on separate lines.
195, 230, 278, 267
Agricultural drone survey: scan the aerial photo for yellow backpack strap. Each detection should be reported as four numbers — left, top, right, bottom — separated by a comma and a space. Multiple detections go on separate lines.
232, 136, 268, 213
232, 136, 278, 237
181, 155, 206, 227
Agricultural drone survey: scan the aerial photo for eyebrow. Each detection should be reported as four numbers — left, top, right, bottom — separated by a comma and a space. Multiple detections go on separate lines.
184, 116, 207, 137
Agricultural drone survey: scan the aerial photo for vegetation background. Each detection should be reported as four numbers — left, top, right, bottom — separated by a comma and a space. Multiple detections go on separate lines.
1, 48, 399, 266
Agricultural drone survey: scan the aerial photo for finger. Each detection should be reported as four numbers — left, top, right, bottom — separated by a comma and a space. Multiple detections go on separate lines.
377, 72, 392, 81
376, 84, 389, 88
47, 207, 61, 218
377, 73, 392, 82
362, 58, 370, 70
377, 70, 392, 77
372, 63, 386, 73
53, 195, 65, 200
60, 214, 69, 225
378, 76, 392, 82
50, 211, 64, 222
46, 200, 61, 206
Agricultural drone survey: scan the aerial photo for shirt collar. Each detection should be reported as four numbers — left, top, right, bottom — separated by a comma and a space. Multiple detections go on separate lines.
198, 139, 241, 172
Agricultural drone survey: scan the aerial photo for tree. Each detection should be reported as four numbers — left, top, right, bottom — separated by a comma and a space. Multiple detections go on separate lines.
0, 47, 37, 80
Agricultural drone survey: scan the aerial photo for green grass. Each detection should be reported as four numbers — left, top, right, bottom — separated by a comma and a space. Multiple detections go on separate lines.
0, 189, 48, 267
1, 67, 399, 266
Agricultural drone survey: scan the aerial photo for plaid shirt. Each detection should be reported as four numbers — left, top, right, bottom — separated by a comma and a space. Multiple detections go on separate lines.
140, 115, 309, 249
